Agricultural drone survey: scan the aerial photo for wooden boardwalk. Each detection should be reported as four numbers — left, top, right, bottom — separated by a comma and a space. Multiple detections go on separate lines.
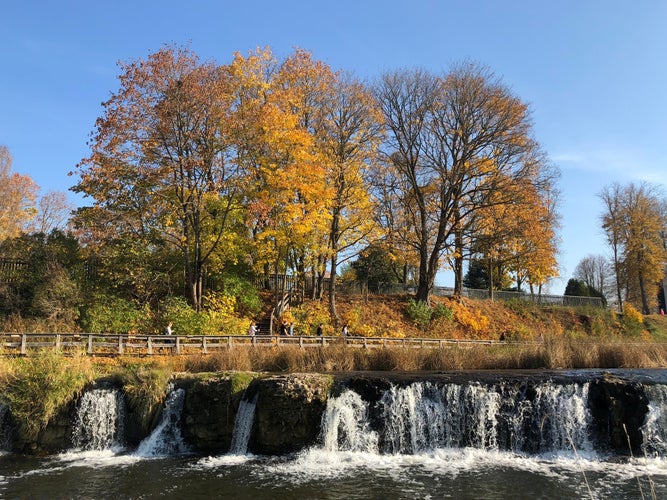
0, 333, 509, 356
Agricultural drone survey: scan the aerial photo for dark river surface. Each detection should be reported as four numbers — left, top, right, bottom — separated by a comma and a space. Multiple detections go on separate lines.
1, 444, 665, 499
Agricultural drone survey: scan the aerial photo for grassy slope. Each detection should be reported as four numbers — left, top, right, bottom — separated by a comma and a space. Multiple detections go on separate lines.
321, 294, 667, 341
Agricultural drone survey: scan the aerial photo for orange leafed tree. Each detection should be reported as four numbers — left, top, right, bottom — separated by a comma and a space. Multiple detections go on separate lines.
73, 45, 241, 311
600, 182, 667, 314
0, 146, 38, 242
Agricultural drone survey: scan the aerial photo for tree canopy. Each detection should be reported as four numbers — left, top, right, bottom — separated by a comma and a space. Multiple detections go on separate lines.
67, 45, 563, 312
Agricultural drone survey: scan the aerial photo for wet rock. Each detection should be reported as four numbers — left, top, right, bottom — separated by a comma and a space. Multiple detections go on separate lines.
251, 373, 333, 455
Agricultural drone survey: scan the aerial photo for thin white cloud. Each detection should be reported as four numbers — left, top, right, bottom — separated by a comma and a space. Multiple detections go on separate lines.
552, 147, 665, 186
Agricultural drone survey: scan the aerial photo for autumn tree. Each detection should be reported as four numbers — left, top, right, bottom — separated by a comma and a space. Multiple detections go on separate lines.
271, 49, 335, 300
376, 63, 546, 303
229, 47, 331, 311
318, 72, 383, 320
0, 145, 38, 241
375, 69, 439, 303
428, 63, 545, 297
600, 182, 667, 313
73, 45, 241, 311
372, 155, 421, 285
502, 161, 560, 294
599, 183, 626, 311
230, 48, 382, 321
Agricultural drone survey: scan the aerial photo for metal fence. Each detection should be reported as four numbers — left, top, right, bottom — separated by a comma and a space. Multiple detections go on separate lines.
336, 282, 605, 308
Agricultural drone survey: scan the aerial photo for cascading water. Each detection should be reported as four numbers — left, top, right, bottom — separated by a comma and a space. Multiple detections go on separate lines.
135, 386, 189, 457
71, 388, 125, 451
321, 389, 379, 453
641, 384, 667, 457
228, 393, 258, 455
321, 381, 592, 456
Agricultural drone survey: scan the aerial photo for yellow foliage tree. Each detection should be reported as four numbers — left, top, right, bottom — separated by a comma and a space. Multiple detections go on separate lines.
0, 146, 37, 242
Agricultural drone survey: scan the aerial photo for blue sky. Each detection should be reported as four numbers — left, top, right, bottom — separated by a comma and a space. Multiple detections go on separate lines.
2, 0, 666, 292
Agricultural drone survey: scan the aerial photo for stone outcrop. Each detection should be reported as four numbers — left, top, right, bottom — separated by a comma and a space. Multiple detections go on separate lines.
180, 374, 250, 453
251, 373, 333, 455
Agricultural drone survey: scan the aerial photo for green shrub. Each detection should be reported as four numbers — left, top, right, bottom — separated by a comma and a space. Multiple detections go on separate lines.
406, 299, 432, 328
159, 296, 208, 335
80, 293, 152, 334
432, 303, 453, 321
219, 275, 262, 316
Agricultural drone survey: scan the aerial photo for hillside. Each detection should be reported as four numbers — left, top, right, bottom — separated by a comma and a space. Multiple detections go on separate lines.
289, 293, 667, 341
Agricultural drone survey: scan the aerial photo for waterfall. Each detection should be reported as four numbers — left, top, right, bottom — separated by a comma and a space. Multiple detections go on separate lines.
530, 382, 591, 453
71, 388, 125, 451
135, 387, 189, 457
321, 389, 379, 453
641, 384, 667, 457
321, 381, 592, 455
228, 394, 258, 455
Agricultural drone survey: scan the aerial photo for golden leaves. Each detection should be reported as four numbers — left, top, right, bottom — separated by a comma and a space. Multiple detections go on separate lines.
0, 146, 38, 241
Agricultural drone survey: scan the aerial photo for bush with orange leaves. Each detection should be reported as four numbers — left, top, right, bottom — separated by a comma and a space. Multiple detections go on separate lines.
449, 300, 490, 338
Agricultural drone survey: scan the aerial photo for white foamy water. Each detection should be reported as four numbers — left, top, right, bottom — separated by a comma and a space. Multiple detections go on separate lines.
321, 389, 379, 453
56, 449, 142, 468
228, 393, 258, 455
2, 377, 666, 500
321, 383, 593, 456
642, 384, 667, 457
71, 388, 125, 451
134, 387, 190, 458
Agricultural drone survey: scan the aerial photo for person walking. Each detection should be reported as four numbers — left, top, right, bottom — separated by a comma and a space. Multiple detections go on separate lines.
316, 323, 323, 337
342, 324, 349, 336
165, 322, 173, 335
248, 321, 257, 336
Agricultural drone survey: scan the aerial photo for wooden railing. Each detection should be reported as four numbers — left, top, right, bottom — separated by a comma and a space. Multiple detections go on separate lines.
0, 333, 513, 356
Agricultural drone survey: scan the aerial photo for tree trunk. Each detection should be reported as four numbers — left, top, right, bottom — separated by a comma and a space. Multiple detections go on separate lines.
612, 242, 624, 312
487, 257, 494, 300
453, 214, 464, 296
328, 253, 338, 322
638, 268, 651, 314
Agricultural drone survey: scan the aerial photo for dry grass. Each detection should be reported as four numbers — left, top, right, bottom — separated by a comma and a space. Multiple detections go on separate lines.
99, 337, 667, 374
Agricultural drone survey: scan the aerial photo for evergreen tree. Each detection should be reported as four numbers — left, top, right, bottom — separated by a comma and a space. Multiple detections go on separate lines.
463, 259, 489, 290
564, 278, 590, 297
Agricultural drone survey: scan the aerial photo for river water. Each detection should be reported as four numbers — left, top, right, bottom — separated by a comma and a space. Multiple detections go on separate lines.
0, 447, 664, 499
1, 375, 667, 499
